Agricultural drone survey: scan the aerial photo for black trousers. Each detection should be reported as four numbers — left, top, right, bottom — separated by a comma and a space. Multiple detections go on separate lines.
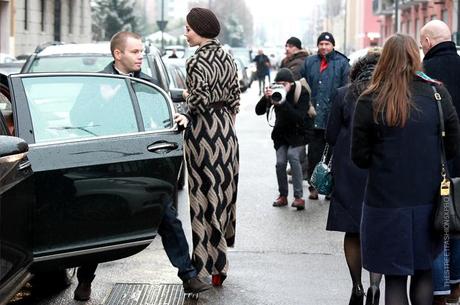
307, 129, 327, 184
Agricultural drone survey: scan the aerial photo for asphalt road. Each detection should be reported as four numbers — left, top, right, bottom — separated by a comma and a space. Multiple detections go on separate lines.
10, 80, 382, 305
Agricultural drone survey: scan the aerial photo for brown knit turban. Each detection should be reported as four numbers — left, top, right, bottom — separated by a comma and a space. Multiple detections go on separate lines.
186, 7, 220, 39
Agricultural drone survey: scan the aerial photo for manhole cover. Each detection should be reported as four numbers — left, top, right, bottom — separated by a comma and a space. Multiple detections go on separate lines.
103, 283, 189, 305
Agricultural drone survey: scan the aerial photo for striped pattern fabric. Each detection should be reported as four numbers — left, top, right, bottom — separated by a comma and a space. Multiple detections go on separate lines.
184, 39, 240, 278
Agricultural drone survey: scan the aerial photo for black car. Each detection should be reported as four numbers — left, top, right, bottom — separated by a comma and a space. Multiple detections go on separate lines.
0, 72, 183, 304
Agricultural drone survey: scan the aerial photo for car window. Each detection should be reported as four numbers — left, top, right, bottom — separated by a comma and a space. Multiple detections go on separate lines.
28, 55, 152, 76
21, 76, 138, 143
132, 82, 172, 131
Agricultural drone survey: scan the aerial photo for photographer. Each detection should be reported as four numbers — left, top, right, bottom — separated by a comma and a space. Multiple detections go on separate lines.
255, 68, 310, 210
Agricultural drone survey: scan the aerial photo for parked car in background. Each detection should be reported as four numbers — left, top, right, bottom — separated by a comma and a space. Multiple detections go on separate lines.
0, 72, 183, 304
0, 60, 26, 76
230, 47, 254, 88
0, 53, 16, 64
234, 57, 250, 92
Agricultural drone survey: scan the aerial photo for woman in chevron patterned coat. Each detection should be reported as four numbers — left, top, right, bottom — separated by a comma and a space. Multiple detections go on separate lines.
182, 7, 240, 286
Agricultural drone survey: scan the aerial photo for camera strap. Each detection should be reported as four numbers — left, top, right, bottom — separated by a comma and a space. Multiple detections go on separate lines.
267, 105, 276, 127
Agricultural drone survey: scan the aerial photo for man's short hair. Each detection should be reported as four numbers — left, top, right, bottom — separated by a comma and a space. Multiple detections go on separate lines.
110, 31, 142, 56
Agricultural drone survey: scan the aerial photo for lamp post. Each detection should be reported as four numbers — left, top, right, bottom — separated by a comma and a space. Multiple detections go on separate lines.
156, 0, 168, 54
394, 0, 399, 33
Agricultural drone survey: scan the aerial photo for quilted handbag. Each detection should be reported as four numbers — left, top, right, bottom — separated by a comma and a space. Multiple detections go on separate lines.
310, 144, 333, 195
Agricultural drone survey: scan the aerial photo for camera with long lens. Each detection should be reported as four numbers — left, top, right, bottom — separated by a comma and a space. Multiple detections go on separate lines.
270, 83, 287, 105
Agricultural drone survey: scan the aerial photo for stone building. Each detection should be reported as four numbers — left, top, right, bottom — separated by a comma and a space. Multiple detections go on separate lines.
0, 0, 91, 57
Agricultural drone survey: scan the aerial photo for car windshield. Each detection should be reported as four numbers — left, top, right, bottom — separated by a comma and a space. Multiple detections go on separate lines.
29, 55, 152, 76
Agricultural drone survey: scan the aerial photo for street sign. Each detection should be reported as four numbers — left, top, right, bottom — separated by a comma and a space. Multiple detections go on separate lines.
157, 21, 168, 31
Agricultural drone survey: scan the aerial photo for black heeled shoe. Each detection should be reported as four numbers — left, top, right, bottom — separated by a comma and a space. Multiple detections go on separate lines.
349, 284, 364, 305
365, 286, 380, 305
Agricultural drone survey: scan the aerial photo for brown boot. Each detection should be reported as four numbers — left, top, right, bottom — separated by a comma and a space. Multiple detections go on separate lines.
291, 198, 305, 210
74, 282, 92, 301
273, 196, 288, 207
447, 283, 460, 303
308, 188, 318, 200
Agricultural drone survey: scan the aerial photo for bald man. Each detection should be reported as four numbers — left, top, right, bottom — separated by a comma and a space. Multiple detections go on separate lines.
421, 20, 460, 305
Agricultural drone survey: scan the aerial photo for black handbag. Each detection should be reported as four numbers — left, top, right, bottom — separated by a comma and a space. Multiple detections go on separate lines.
432, 86, 460, 234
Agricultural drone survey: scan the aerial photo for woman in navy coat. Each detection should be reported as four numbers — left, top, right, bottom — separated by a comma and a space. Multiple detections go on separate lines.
326, 50, 382, 305
352, 34, 460, 305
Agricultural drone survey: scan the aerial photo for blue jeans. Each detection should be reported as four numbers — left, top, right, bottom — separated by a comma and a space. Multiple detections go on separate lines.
433, 237, 460, 295
276, 145, 304, 198
77, 199, 196, 282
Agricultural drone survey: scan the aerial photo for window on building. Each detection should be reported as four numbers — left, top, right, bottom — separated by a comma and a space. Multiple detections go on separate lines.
41, 0, 46, 32
24, 0, 29, 30
69, 0, 73, 34
442, 9, 448, 24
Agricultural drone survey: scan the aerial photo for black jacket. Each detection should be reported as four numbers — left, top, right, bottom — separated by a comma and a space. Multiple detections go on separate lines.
352, 77, 460, 209
423, 41, 460, 177
255, 84, 310, 149
101, 61, 156, 84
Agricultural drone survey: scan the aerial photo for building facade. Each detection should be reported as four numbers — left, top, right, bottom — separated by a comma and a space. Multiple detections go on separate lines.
373, 0, 458, 43
0, 0, 91, 57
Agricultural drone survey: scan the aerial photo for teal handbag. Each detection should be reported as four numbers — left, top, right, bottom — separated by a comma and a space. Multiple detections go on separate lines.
310, 144, 333, 195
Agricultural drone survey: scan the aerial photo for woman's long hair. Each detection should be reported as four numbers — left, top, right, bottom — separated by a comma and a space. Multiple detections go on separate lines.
362, 34, 422, 127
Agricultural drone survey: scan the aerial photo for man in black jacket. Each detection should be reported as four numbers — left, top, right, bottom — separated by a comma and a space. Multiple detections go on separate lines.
255, 68, 309, 210
421, 20, 460, 305
73, 31, 209, 301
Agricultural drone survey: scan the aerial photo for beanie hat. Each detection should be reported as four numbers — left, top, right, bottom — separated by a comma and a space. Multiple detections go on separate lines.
186, 7, 220, 39
317, 32, 335, 46
274, 68, 295, 83
286, 37, 302, 49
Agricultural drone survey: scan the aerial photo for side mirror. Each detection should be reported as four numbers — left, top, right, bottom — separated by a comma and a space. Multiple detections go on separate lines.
170, 88, 185, 103
0, 136, 28, 158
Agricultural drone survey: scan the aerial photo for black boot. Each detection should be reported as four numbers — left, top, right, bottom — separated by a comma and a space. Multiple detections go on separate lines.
74, 273, 95, 301
74, 281, 92, 301
365, 286, 380, 305
183, 277, 211, 293
349, 284, 364, 305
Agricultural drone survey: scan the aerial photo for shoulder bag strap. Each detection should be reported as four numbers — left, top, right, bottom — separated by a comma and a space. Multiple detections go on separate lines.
432, 85, 449, 181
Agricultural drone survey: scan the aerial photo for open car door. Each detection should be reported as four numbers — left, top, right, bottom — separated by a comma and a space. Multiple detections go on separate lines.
8, 73, 182, 270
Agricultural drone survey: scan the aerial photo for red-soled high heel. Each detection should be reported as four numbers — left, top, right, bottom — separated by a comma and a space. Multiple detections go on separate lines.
211, 274, 227, 286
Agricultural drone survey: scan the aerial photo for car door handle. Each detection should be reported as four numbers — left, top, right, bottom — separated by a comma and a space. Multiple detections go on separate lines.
19, 160, 31, 170
147, 142, 178, 153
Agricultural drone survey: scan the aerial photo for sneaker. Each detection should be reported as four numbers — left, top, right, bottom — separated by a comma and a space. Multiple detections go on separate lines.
183, 277, 211, 293
273, 196, 288, 207
74, 282, 92, 301
291, 198, 305, 210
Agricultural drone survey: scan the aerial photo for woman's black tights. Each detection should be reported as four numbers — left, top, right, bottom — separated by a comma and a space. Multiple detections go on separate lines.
385, 270, 433, 305
344, 232, 362, 287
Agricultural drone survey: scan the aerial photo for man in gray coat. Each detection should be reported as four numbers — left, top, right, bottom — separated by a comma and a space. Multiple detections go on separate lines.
420, 20, 460, 305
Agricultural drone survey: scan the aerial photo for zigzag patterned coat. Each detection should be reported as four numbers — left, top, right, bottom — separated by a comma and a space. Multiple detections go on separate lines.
184, 39, 240, 277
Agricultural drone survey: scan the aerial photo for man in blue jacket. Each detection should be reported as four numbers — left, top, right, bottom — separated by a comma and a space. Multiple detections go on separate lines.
301, 32, 349, 199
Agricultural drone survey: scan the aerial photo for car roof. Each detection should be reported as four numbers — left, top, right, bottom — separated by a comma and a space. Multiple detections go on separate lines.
37, 42, 162, 57
37, 43, 112, 56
